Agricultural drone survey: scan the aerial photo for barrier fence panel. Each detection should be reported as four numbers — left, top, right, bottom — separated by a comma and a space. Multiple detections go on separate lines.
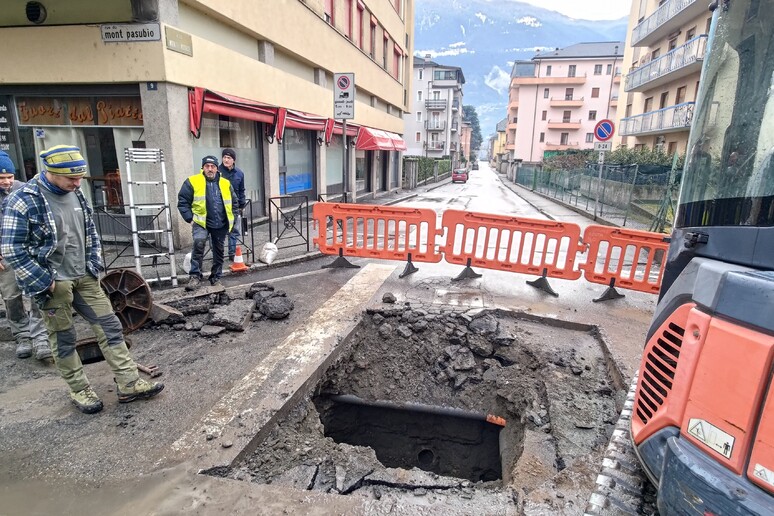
580, 225, 669, 299
440, 209, 585, 282
313, 203, 442, 273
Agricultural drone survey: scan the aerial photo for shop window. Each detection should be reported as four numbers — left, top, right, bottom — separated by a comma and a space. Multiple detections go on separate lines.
356, 149, 368, 192
278, 128, 315, 197
325, 134, 344, 195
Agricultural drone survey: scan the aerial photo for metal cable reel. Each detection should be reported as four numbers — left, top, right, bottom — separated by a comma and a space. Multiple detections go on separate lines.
100, 269, 152, 333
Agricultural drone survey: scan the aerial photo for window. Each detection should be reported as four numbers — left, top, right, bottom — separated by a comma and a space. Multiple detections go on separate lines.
586, 133, 594, 143
651, 48, 660, 60
668, 38, 677, 51
659, 91, 669, 109
369, 21, 376, 58
393, 0, 401, 16
415, 132, 421, 142
541, 110, 547, 121
432, 91, 440, 100
634, 143, 646, 151
383, 35, 389, 69
543, 88, 549, 99
625, 103, 633, 117
393, 48, 401, 79
418, 69, 423, 80
565, 88, 574, 100
324, 0, 334, 24
705, 17, 712, 33
676, 86, 686, 104
416, 112, 421, 121
594, 64, 603, 75
357, 3, 364, 48
695, 80, 700, 99
644, 96, 653, 112
591, 88, 600, 98
539, 132, 545, 142
568, 65, 576, 77
546, 65, 552, 76
417, 91, 422, 101
562, 110, 571, 123
343, 0, 352, 38
588, 110, 597, 120
685, 27, 696, 42
667, 141, 677, 155
606, 64, 612, 75
560, 132, 569, 145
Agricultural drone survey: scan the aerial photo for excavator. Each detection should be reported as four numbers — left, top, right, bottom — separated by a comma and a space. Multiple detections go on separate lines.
631, 0, 774, 513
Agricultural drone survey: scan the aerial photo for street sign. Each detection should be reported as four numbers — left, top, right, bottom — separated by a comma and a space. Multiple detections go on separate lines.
594, 141, 612, 152
594, 119, 615, 141
333, 73, 355, 119
598, 152, 605, 164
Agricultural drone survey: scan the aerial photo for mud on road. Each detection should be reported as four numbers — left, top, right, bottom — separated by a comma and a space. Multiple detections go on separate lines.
222, 304, 625, 515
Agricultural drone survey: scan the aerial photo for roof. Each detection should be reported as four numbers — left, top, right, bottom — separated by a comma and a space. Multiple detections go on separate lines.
495, 117, 508, 132
534, 42, 624, 60
412, 55, 466, 83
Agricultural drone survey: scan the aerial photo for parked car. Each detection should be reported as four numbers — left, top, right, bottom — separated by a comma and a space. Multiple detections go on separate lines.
451, 169, 468, 183
472, 161, 479, 170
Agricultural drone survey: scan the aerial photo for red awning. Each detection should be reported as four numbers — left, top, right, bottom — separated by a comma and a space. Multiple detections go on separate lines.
188, 87, 277, 137
332, 120, 359, 137
356, 127, 407, 151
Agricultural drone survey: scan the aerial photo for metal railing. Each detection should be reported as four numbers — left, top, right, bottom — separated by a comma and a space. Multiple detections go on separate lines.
632, 0, 697, 45
620, 102, 694, 136
426, 141, 445, 151
425, 120, 446, 130
269, 195, 310, 253
425, 99, 446, 110
626, 35, 707, 91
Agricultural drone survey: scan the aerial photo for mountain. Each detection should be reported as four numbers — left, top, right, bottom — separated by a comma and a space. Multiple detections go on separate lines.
413, 0, 629, 139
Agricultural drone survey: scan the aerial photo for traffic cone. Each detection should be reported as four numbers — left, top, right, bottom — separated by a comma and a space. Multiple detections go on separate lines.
230, 245, 249, 272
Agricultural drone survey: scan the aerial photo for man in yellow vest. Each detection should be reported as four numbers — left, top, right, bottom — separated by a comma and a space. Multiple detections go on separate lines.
177, 155, 235, 290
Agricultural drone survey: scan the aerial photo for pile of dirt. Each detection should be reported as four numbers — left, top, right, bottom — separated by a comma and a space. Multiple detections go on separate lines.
224, 303, 623, 513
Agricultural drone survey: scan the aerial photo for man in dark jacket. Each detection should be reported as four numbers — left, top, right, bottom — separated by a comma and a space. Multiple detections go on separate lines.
218, 148, 246, 260
177, 155, 236, 290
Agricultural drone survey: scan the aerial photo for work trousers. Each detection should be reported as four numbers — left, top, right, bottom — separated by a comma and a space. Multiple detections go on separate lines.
0, 260, 47, 345
39, 276, 139, 393
190, 223, 229, 282
228, 213, 242, 258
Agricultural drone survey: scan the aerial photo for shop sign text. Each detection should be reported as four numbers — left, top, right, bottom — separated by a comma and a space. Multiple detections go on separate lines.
16, 97, 144, 127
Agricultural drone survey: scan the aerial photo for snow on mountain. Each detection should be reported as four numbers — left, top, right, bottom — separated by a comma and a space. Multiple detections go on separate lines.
413, 0, 628, 137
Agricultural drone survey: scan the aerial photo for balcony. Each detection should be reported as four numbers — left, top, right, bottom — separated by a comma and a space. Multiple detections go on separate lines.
631, 0, 705, 47
426, 140, 445, 151
545, 142, 580, 151
505, 141, 516, 150
512, 74, 587, 87
620, 102, 694, 136
507, 118, 518, 131
432, 70, 461, 88
425, 99, 447, 110
451, 122, 459, 132
425, 120, 446, 131
550, 96, 584, 108
450, 142, 458, 151
547, 119, 582, 130
610, 95, 619, 108
508, 100, 519, 111
626, 35, 707, 92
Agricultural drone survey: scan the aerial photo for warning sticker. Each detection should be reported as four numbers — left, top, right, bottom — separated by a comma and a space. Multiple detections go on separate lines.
687, 418, 735, 459
753, 464, 774, 487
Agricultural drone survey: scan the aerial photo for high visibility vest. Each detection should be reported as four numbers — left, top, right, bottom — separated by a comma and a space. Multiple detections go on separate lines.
189, 173, 234, 231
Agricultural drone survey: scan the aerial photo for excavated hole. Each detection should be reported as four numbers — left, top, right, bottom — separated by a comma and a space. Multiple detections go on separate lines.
221, 306, 624, 511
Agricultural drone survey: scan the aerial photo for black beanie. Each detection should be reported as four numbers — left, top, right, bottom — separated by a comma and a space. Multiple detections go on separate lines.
222, 148, 236, 160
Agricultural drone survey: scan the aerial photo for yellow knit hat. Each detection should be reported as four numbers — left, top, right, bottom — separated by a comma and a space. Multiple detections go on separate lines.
40, 145, 88, 176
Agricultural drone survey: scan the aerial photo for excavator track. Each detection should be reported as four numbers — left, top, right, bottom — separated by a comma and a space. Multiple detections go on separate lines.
585, 372, 659, 515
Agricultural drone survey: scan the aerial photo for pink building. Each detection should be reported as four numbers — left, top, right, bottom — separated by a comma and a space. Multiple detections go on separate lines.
507, 42, 623, 163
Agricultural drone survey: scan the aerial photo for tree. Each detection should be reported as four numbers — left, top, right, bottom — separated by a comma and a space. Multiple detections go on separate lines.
463, 105, 483, 154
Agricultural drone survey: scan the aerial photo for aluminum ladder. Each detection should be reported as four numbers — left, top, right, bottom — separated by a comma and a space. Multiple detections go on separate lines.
124, 148, 178, 287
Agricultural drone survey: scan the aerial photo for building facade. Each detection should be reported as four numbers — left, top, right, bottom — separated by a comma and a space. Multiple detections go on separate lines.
615, 0, 711, 155
508, 42, 623, 163
403, 56, 465, 166
0, 0, 413, 249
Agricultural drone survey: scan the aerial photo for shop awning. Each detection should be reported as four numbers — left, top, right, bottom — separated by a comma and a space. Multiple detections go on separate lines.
355, 127, 407, 151
188, 87, 278, 137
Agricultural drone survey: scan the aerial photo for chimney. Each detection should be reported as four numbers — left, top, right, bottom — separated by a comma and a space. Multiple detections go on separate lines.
425, 53, 432, 63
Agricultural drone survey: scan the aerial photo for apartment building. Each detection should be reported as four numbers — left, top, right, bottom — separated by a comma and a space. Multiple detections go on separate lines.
0, 0, 413, 249
404, 56, 465, 165
615, 0, 711, 155
507, 42, 623, 163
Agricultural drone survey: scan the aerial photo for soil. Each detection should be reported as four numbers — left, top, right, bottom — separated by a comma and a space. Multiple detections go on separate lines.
223, 303, 624, 515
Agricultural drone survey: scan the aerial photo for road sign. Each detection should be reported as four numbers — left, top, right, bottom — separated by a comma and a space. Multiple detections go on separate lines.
598, 152, 605, 164
333, 72, 355, 120
594, 119, 615, 141
594, 141, 612, 152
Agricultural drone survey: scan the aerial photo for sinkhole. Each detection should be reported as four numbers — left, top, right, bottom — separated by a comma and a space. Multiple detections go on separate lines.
225, 305, 624, 508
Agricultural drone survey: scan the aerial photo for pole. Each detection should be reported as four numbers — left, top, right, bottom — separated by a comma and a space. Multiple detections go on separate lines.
342, 118, 348, 203
594, 152, 604, 220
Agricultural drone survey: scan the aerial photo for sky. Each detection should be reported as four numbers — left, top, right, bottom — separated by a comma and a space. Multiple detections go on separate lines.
515, 0, 632, 20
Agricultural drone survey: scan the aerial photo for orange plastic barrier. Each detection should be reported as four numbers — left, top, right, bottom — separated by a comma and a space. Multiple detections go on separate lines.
440, 209, 585, 279
313, 203, 442, 263
581, 225, 669, 294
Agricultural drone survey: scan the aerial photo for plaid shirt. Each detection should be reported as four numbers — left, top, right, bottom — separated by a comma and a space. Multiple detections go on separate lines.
0, 175, 102, 296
